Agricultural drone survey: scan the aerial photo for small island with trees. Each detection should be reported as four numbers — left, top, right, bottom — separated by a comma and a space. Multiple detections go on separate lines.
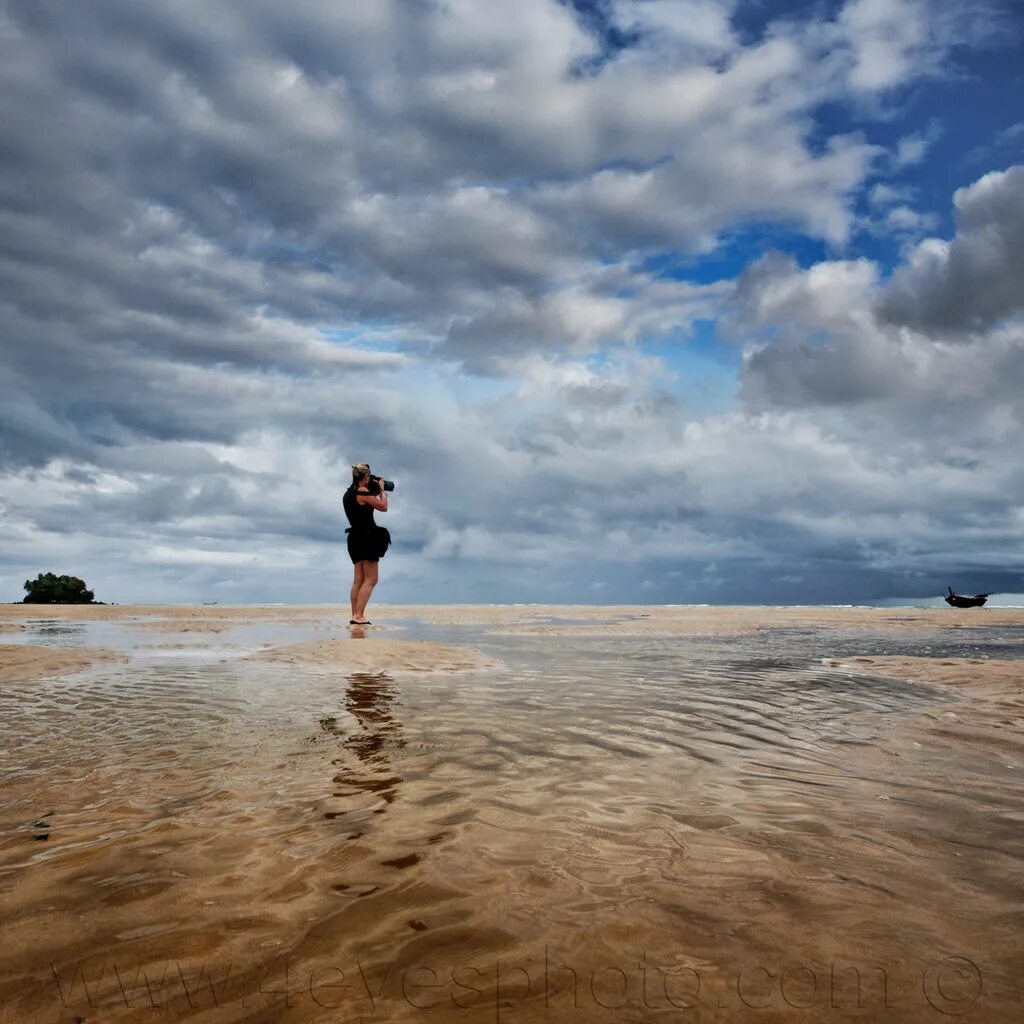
22, 573, 101, 604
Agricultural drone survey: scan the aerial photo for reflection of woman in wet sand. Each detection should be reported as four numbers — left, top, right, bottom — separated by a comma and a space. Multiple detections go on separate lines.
343, 463, 391, 626
328, 672, 404, 810
345, 671, 403, 765
325, 673, 417, 890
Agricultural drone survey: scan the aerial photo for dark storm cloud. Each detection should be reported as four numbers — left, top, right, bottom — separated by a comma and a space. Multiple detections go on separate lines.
879, 165, 1024, 335
730, 250, 903, 406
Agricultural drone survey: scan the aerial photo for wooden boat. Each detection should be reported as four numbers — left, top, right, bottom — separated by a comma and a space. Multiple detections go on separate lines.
944, 587, 989, 608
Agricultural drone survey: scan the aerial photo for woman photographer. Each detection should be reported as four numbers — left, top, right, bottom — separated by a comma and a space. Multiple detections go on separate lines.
343, 463, 391, 625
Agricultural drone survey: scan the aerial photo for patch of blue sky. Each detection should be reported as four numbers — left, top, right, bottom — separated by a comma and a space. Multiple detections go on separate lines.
640, 224, 829, 284
781, 7, 1020, 256
640, 322, 741, 416
322, 325, 435, 354
905, 44, 1024, 214
559, 0, 641, 71
564, 0, 845, 54
731, 0, 846, 46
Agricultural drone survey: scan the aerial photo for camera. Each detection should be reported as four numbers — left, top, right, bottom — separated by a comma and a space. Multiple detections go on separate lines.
369, 474, 395, 492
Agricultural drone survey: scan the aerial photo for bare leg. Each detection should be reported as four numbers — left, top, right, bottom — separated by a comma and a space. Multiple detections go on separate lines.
353, 560, 379, 622
350, 563, 365, 619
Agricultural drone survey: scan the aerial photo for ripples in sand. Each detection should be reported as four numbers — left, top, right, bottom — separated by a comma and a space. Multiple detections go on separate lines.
0, 614, 1021, 1022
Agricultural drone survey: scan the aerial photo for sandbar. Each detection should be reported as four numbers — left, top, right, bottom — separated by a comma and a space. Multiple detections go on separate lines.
0, 643, 125, 683
828, 654, 1024, 694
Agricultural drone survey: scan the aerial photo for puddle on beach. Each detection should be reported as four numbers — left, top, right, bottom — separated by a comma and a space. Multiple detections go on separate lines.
1, 614, 1022, 1022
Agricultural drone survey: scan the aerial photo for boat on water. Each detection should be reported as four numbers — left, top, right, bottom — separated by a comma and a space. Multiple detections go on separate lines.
944, 587, 989, 609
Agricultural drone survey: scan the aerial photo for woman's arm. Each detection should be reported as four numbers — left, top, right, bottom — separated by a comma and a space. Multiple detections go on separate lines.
357, 488, 388, 512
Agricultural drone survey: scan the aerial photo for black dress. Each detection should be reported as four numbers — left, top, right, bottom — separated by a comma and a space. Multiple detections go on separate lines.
343, 485, 391, 564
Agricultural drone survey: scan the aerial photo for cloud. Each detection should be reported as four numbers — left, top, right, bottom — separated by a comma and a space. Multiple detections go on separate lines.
736, 164, 1024, 410
879, 165, 1024, 334
838, 0, 1001, 94
840, 0, 935, 93
729, 251, 879, 341
891, 121, 942, 168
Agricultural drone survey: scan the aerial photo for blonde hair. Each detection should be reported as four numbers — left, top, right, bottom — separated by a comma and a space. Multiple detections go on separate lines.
351, 463, 371, 481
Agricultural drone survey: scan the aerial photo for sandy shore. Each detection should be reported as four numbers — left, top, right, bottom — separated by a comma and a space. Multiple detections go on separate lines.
0, 642, 125, 683
827, 655, 1019, 688
3, 601, 1024, 633
826, 654, 1024, 692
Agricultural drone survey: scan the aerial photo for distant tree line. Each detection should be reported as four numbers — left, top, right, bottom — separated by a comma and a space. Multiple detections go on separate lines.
23, 573, 98, 604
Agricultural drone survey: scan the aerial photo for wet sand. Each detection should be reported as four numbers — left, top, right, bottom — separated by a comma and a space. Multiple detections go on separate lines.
0, 642, 125, 683
827, 653, 1024, 692
253, 637, 502, 674
1, 604, 1022, 1022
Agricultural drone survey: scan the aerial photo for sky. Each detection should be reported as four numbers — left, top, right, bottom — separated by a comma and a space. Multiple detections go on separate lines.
1, 0, 1023, 606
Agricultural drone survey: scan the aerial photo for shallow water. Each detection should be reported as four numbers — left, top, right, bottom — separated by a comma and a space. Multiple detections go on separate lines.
1, 614, 1022, 1022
